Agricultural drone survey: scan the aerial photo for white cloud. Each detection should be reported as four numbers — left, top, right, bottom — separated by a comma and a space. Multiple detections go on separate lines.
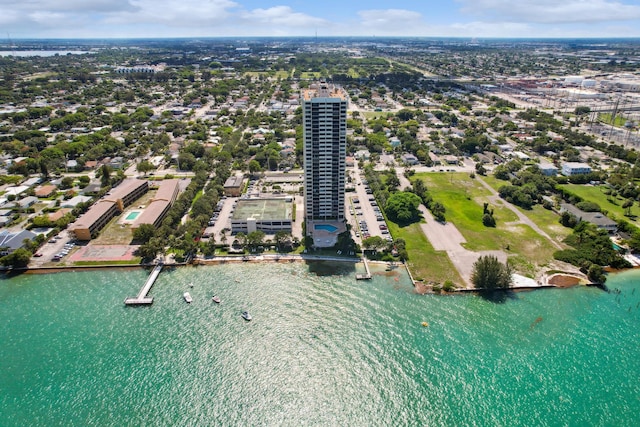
357, 9, 423, 27
241, 6, 327, 27
106, 0, 239, 27
0, 0, 137, 13
457, 0, 640, 24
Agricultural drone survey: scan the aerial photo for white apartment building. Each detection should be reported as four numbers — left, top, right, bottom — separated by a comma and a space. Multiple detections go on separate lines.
302, 82, 347, 224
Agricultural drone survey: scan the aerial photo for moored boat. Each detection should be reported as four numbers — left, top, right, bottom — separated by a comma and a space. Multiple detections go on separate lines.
212, 295, 221, 304
183, 292, 193, 303
241, 311, 252, 321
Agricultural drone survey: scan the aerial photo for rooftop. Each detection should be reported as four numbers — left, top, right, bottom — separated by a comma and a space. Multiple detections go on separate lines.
232, 198, 292, 221
302, 83, 346, 101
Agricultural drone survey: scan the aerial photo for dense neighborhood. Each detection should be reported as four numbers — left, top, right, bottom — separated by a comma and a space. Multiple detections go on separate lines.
1, 37, 639, 288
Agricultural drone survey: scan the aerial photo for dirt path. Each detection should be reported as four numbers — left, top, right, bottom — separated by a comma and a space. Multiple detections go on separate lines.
475, 176, 563, 250
397, 171, 506, 287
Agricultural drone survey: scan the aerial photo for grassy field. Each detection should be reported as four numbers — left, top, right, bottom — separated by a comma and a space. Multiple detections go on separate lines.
412, 172, 559, 275
244, 71, 290, 79
483, 175, 572, 245
387, 219, 463, 285
559, 183, 640, 225
300, 72, 322, 79
598, 113, 627, 127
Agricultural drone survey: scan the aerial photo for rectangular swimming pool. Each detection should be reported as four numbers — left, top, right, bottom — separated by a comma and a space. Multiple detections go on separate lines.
314, 224, 338, 232
125, 211, 141, 221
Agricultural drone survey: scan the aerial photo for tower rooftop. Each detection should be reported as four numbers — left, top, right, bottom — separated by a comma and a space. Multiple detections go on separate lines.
302, 83, 346, 101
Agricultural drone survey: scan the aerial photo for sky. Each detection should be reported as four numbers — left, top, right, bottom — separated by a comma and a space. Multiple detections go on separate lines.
3, 0, 640, 39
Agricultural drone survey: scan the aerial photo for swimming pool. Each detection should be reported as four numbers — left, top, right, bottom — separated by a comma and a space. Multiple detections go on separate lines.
125, 211, 141, 221
314, 224, 338, 232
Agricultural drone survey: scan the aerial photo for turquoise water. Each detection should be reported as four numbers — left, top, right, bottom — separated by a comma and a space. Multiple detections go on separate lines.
125, 211, 140, 221
314, 224, 338, 232
1, 263, 639, 426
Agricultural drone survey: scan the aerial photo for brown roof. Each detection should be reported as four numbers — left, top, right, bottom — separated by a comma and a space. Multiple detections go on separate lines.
47, 208, 71, 222
35, 184, 57, 197
69, 201, 115, 230
104, 179, 147, 203
132, 200, 170, 228
153, 179, 179, 202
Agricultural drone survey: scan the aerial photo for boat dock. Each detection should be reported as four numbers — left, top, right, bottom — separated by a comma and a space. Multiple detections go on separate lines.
356, 257, 372, 280
124, 263, 163, 305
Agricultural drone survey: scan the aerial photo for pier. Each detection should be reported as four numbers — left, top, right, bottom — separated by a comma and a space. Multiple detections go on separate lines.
356, 257, 372, 280
124, 263, 163, 305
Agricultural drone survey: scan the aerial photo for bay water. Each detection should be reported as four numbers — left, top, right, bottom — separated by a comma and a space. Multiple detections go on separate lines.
1, 262, 639, 426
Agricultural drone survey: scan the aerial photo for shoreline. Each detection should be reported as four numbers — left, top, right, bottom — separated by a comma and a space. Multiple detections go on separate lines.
8, 255, 607, 296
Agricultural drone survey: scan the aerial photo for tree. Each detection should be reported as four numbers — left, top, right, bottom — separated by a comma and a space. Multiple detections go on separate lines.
482, 203, 496, 227
99, 164, 111, 188
0, 248, 32, 268
246, 230, 265, 252
136, 160, 155, 176
471, 255, 512, 289
362, 236, 386, 251
385, 191, 422, 223
587, 263, 606, 284
60, 176, 74, 190
248, 159, 262, 176
431, 202, 446, 222
132, 223, 156, 244
202, 236, 216, 257
274, 230, 292, 251
623, 199, 634, 216
482, 213, 496, 227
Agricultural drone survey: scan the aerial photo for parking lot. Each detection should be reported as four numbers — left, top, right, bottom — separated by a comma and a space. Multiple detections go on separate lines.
347, 165, 393, 247
30, 229, 77, 266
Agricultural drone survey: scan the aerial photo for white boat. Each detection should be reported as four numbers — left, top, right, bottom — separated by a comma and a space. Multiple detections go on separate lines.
212, 295, 221, 304
183, 292, 193, 303
241, 311, 252, 321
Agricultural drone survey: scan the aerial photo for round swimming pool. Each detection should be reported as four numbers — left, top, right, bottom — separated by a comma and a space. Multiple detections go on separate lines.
314, 224, 338, 232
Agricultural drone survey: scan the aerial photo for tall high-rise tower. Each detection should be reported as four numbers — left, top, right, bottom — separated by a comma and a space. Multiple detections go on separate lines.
302, 82, 347, 230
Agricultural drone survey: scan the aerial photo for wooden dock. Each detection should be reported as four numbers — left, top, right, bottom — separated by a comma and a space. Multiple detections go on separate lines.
356, 257, 372, 280
124, 263, 163, 305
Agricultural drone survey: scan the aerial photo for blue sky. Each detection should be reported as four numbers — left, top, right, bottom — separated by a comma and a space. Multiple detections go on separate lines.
2, 0, 640, 39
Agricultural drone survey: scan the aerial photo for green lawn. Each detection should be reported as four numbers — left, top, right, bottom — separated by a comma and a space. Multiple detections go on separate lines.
300, 72, 322, 79
599, 113, 627, 127
244, 71, 289, 79
483, 175, 573, 245
387, 219, 463, 285
412, 172, 558, 274
559, 183, 640, 225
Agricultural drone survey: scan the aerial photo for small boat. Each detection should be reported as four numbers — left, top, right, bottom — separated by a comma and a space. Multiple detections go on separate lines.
241, 311, 252, 321
183, 292, 193, 303
189, 282, 194, 288
212, 295, 221, 304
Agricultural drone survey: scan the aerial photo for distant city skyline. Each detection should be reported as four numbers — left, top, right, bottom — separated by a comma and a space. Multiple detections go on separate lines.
3, 0, 640, 39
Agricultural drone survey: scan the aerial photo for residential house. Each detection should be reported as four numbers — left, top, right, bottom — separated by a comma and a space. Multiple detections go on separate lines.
0, 229, 37, 255
562, 162, 592, 176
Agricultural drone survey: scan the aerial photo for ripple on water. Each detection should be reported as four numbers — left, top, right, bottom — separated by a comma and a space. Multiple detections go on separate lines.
0, 264, 639, 426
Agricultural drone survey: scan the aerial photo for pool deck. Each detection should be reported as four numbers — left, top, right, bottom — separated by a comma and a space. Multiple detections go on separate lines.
308, 220, 346, 248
